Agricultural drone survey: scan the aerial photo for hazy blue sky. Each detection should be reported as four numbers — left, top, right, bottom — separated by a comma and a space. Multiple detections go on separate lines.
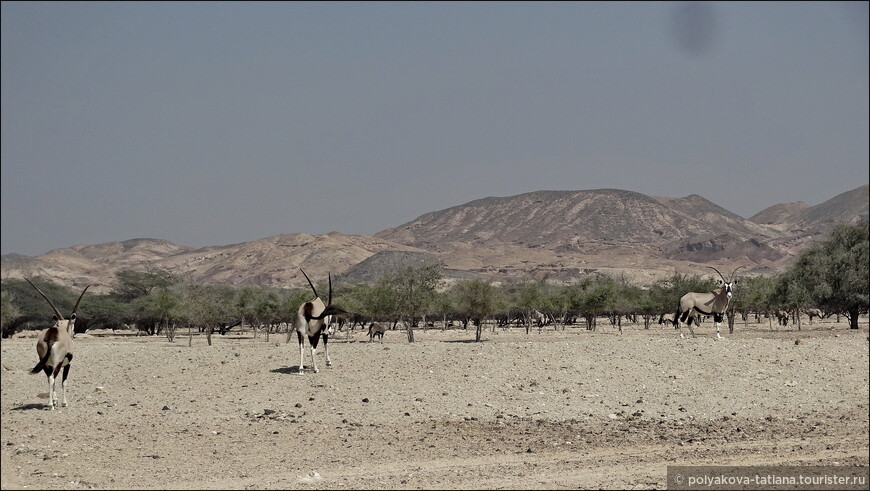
2, 2, 868, 257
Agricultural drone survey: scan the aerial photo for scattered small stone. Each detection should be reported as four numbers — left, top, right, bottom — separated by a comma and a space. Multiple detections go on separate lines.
297, 471, 322, 484
362, 398, 369, 403
295, 403, 302, 408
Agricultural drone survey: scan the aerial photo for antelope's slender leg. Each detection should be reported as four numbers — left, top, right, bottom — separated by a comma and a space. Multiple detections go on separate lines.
47, 373, 57, 410
61, 363, 71, 406
296, 331, 306, 375
309, 338, 319, 373
323, 333, 331, 367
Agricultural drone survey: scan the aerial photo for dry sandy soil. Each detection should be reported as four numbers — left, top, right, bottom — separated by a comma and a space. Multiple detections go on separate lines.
2, 317, 868, 490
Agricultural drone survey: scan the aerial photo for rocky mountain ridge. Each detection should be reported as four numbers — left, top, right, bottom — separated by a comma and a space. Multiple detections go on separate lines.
2, 184, 867, 293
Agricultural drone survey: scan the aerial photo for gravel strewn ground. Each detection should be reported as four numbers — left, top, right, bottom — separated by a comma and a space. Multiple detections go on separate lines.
2, 318, 868, 489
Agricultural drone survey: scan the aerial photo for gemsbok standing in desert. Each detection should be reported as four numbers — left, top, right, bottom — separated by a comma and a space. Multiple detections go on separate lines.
25, 278, 90, 409
295, 269, 349, 375
674, 266, 743, 339
367, 322, 386, 343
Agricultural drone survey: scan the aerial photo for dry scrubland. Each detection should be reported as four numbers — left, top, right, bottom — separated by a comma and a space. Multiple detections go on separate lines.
2, 318, 868, 490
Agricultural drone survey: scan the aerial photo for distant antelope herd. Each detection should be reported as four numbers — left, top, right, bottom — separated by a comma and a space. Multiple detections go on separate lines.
18, 262, 841, 409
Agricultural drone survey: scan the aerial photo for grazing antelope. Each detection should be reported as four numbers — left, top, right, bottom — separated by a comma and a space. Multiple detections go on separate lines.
295, 270, 349, 375
674, 266, 742, 339
774, 309, 789, 326
25, 278, 89, 410
367, 322, 386, 343
658, 312, 676, 326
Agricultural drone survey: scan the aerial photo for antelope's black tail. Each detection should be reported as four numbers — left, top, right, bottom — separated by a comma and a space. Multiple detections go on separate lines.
31, 349, 51, 374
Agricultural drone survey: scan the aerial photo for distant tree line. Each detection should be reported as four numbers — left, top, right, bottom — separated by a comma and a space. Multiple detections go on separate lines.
2, 222, 867, 340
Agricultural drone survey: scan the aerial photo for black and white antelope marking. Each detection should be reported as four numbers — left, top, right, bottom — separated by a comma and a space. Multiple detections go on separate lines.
674, 266, 743, 339
295, 269, 349, 375
25, 278, 90, 410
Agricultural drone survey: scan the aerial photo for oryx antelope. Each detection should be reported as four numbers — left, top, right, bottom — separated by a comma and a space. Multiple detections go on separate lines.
25, 278, 90, 409
674, 266, 742, 339
532, 309, 553, 333
658, 312, 676, 326
803, 308, 824, 324
295, 269, 349, 375
367, 322, 386, 343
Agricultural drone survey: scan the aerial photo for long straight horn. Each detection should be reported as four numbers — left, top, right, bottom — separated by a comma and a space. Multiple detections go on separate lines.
300, 269, 319, 298
24, 277, 64, 320
706, 266, 726, 283
72, 285, 91, 314
328, 272, 333, 306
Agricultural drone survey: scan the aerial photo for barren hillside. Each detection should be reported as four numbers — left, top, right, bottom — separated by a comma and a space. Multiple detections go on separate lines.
2, 185, 867, 292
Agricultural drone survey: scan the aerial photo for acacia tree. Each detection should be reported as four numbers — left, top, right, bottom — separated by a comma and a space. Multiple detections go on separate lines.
784, 221, 869, 329
736, 275, 777, 328
134, 288, 182, 341
427, 288, 456, 330
567, 275, 618, 331
363, 264, 442, 342
362, 277, 401, 328
177, 283, 236, 346
236, 287, 261, 337
633, 288, 659, 329
397, 264, 442, 342
452, 279, 503, 342
256, 290, 281, 342
772, 272, 812, 331
511, 279, 548, 334
609, 276, 644, 333
113, 268, 177, 302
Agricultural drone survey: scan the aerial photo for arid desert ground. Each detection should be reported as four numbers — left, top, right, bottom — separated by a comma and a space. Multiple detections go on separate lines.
2, 317, 868, 490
